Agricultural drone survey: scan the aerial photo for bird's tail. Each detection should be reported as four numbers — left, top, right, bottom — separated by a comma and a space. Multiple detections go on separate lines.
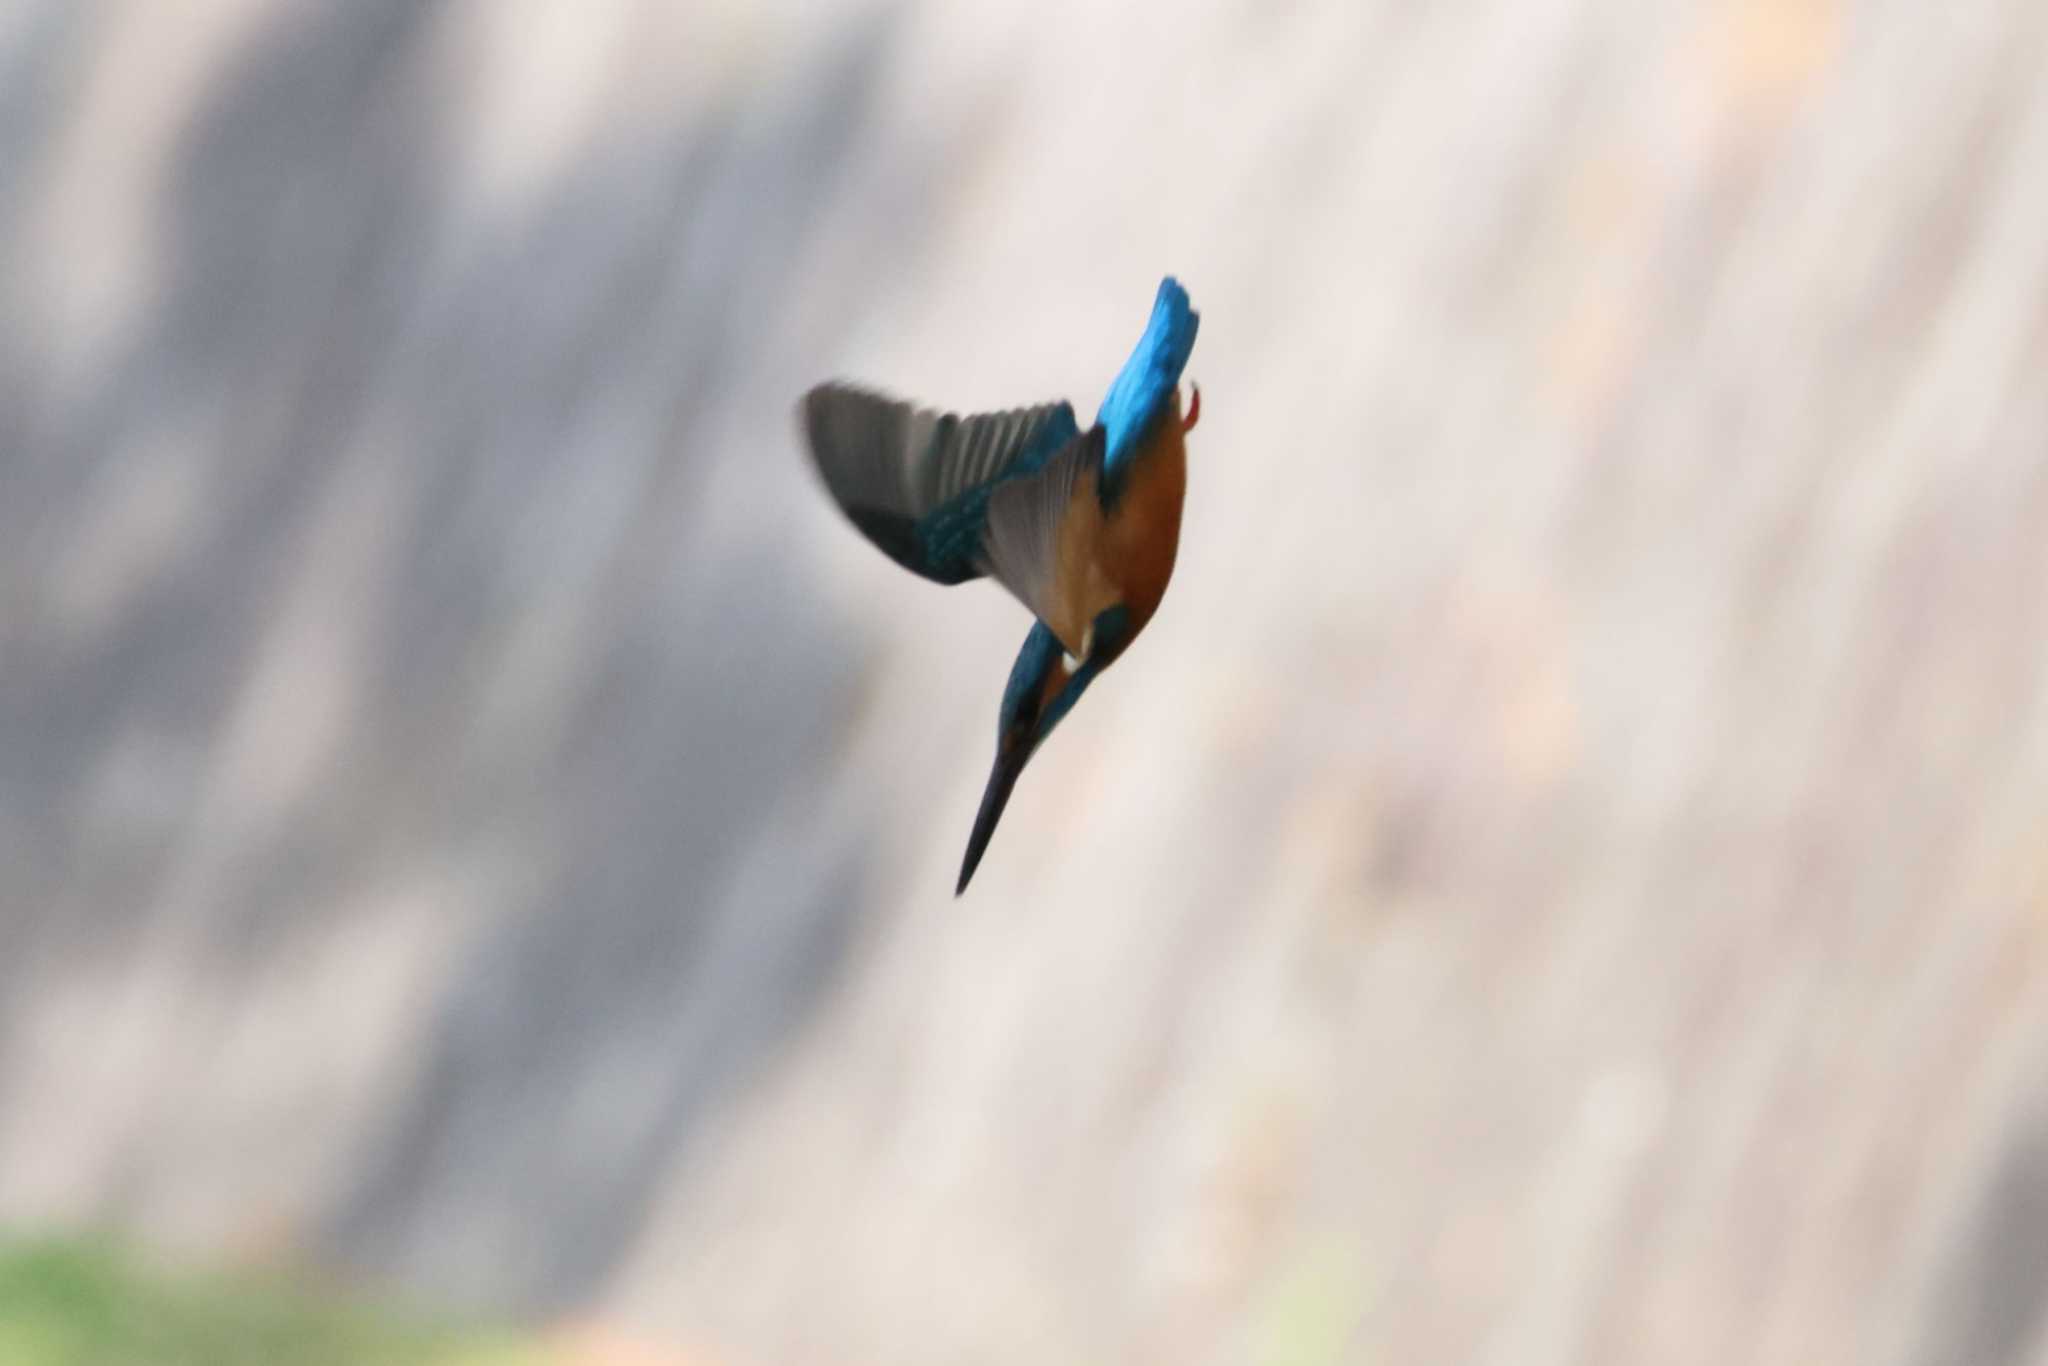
1096, 276, 1200, 466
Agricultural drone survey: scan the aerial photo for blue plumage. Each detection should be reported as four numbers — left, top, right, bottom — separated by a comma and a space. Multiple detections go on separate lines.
1095, 277, 1200, 495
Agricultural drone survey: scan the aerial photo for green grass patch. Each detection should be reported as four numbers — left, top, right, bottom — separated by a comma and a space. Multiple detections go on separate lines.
0, 1235, 546, 1366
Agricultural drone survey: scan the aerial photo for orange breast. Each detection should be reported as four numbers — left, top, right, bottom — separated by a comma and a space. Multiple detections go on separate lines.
1100, 411, 1187, 629
1049, 392, 1188, 658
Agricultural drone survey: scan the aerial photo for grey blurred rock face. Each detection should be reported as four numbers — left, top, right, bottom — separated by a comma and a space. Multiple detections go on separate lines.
0, 0, 896, 1310
5, 2, 2048, 1363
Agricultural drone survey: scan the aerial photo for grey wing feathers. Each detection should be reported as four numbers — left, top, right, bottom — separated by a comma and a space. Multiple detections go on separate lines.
802, 384, 1074, 526
978, 425, 1103, 645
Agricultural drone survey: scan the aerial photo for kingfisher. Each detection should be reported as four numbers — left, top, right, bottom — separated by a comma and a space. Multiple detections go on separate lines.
801, 276, 1201, 893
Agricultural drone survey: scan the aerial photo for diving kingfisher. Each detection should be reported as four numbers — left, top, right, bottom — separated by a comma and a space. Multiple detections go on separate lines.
801, 276, 1201, 893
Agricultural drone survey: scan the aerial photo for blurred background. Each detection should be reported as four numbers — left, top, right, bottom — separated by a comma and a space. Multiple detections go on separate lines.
4, 1, 2048, 1362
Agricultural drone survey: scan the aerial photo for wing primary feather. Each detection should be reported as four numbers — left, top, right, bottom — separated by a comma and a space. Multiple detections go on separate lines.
801, 384, 1083, 583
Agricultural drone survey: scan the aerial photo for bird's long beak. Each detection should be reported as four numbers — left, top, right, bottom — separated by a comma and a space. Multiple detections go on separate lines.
957, 737, 1030, 895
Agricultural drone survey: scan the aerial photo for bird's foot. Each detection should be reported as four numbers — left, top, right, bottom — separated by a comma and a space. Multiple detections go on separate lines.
1182, 382, 1201, 432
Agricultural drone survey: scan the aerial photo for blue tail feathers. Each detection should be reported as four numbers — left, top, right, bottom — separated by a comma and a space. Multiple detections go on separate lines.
1096, 276, 1199, 484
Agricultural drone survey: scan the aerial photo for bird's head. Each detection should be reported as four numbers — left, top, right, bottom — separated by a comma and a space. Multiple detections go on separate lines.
956, 606, 1134, 893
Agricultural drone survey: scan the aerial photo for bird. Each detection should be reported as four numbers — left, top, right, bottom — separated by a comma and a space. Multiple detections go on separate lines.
800, 276, 1201, 894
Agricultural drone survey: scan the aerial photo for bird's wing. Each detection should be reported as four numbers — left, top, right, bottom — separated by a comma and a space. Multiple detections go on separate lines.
978, 424, 1105, 649
802, 384, 1079, 583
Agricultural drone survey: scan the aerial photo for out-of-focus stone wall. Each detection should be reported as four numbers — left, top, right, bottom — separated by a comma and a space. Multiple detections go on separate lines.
4, 3, 2047, 1362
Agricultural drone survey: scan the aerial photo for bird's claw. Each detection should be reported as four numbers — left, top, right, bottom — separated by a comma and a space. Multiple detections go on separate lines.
1183, 382, 1201, 432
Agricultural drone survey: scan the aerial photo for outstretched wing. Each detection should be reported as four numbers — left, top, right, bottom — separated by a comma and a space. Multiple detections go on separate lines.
978, 424, 1105, 651
801, 384, 1079, 583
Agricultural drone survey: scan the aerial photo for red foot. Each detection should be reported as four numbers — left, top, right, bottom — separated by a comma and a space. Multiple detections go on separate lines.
1183, 383, 1201, 432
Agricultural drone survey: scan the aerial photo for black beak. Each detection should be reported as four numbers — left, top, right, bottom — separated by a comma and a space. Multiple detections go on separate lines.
956, 738, 1030, 895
